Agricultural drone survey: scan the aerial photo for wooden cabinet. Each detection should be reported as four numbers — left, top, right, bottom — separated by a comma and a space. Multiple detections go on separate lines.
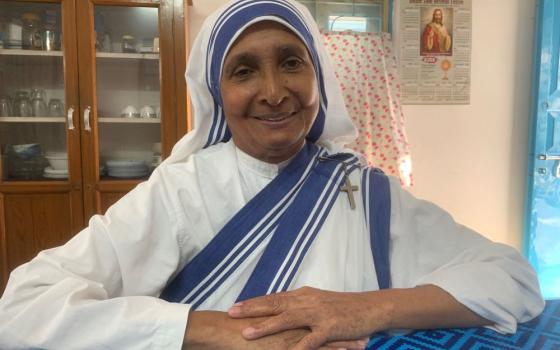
0, 0, 189, 290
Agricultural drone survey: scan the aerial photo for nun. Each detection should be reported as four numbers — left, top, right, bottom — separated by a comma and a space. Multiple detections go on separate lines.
0, 0, 544, 349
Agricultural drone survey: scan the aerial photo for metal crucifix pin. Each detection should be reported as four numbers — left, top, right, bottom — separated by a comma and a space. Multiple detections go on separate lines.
340, 162, 358, 210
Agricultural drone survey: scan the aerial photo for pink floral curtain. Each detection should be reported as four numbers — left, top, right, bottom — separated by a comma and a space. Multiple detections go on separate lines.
322, 31, 413, 186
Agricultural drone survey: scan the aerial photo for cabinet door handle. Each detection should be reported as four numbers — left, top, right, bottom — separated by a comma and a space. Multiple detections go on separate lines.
67, 106, 75, 130
84, 106, 91, 132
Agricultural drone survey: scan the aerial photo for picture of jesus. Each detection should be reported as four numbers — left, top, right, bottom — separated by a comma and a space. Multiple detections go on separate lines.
421, 7, 453, 56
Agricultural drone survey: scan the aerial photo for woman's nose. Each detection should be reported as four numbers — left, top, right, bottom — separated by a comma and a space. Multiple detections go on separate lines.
260, 69, 288, 106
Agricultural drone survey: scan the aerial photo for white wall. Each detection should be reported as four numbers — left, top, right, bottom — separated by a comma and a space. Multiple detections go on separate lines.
187, 0, 537, 249
189, 0, 226, 46
403, 0, 536, 249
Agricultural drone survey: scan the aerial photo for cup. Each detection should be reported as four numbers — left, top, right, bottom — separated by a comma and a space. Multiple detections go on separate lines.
48, 99, 64, 116
103, 33, 112, 53
43, 28, 56, 51
0, 97, 11, 117
139, 105, 156, 118
31, 97, 48, 117
121, 105, 139, 118
31, 88, 47, 101
13, 91, 28, 117
16, 98, 32, 117
121, 35, 136, 53
45, 151, 68, 170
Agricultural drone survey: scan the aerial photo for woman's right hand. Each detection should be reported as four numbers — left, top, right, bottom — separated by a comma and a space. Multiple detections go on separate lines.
183, 311, 368, 350
183, 310, 308, 350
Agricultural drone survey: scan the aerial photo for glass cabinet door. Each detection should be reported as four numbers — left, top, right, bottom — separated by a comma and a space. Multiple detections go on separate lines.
94, 6, 161, 180
0, 1, 70, 182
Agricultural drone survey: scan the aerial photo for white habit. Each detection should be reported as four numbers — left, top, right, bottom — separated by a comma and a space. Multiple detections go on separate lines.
0, 140, 545, 349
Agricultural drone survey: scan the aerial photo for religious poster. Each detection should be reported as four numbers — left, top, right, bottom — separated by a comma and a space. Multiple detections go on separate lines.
395, 0, 472, 104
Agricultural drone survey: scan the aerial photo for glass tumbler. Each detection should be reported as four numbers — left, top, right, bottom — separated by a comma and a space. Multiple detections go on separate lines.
48, 99, 64, 116
0, 96, 12, 117
14, 91, 32, 117
31, 97, 48, 116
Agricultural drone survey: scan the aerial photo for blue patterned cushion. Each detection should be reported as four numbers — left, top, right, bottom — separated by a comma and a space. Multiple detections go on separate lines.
367, 300, 560, 349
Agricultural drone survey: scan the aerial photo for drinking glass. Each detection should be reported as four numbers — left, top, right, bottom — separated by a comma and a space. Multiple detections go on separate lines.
48, 99, 64, 116
32, 97, 48, 116
0, 96, 12, 117
31, 88, 47, 101
16, 97, 32, 117
13, 91, 29, 116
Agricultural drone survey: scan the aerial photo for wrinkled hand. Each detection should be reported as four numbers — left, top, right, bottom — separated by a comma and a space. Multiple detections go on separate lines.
228, 287, 391, 350
185, 311, 307, 350
184, 310, 368, 350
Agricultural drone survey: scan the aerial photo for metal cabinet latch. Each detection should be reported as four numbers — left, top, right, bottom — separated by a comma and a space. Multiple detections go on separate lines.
538, 154, 560, 160
538, 154, 560, 177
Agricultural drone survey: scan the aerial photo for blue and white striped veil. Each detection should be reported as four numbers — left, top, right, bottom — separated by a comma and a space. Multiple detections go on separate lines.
165, 0, 356, 164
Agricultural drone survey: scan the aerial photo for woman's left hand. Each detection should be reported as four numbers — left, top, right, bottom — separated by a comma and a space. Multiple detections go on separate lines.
227, 287, 392, 350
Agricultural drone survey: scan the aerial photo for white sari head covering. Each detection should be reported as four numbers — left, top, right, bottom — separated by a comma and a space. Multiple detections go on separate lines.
166, 0, 357, 164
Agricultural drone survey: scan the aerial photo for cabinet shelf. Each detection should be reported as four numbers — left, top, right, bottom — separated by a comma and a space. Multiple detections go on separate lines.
96, 52, 159, 60
0, 117, 66, 123
0, 49, 63, 57
98, 117, 160, 123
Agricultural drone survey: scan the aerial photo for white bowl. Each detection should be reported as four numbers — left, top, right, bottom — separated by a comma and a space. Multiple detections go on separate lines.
121, 105, 139, 118
45, 153, 68, 170
139, 105, 156, 118
106, 159, 145, 168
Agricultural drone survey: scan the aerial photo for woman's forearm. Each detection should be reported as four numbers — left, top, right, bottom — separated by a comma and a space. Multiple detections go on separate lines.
374, 284, 492, 331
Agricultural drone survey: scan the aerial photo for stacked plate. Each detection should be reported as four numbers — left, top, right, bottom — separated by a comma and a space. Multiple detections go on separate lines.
44, 167, 68, 179
106, 160, 149, 178
5, 39, 22, 49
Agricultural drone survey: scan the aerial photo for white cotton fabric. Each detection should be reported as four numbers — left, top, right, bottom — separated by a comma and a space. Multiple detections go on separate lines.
0, 141, 544, 349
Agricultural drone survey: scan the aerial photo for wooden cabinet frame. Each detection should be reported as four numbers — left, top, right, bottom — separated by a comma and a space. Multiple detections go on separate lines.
0, 0, 189, 290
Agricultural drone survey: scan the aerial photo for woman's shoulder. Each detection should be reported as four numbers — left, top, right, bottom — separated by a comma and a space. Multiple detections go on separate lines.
317, 140, 366, 162
157, 141, 235, 176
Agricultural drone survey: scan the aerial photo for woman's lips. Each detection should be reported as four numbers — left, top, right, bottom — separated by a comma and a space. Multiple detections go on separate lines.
252, 111, 296, 122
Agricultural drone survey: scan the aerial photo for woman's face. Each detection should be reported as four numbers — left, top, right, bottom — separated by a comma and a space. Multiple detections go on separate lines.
220, 21, 320, 163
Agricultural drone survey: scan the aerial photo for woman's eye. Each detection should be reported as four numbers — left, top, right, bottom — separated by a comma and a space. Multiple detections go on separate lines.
233, 68, 252, 79
283, 58, 303, 71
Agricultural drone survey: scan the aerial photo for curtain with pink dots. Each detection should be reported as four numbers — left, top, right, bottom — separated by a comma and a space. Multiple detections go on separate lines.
322, 31, 413, 186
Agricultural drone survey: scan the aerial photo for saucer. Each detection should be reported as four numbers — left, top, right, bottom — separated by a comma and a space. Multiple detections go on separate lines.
106, 159, 146, 168
107, 169, 149, 178
44, 166, 68, 179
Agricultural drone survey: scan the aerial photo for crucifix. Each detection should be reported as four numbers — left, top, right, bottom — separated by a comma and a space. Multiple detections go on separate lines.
340, 162, 359, 210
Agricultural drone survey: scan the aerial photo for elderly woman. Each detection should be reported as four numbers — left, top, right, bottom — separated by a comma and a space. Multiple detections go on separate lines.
0, 0, 544, 349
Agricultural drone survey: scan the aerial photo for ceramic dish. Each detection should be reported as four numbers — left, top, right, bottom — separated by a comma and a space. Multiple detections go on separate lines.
106, 159, 146, 168
45, 153, 68, 170
108, 170, 149, 178
44, 167, 68, 179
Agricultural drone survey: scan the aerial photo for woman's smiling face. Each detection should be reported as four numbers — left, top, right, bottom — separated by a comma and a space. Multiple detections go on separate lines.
220, 21, 320, 163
